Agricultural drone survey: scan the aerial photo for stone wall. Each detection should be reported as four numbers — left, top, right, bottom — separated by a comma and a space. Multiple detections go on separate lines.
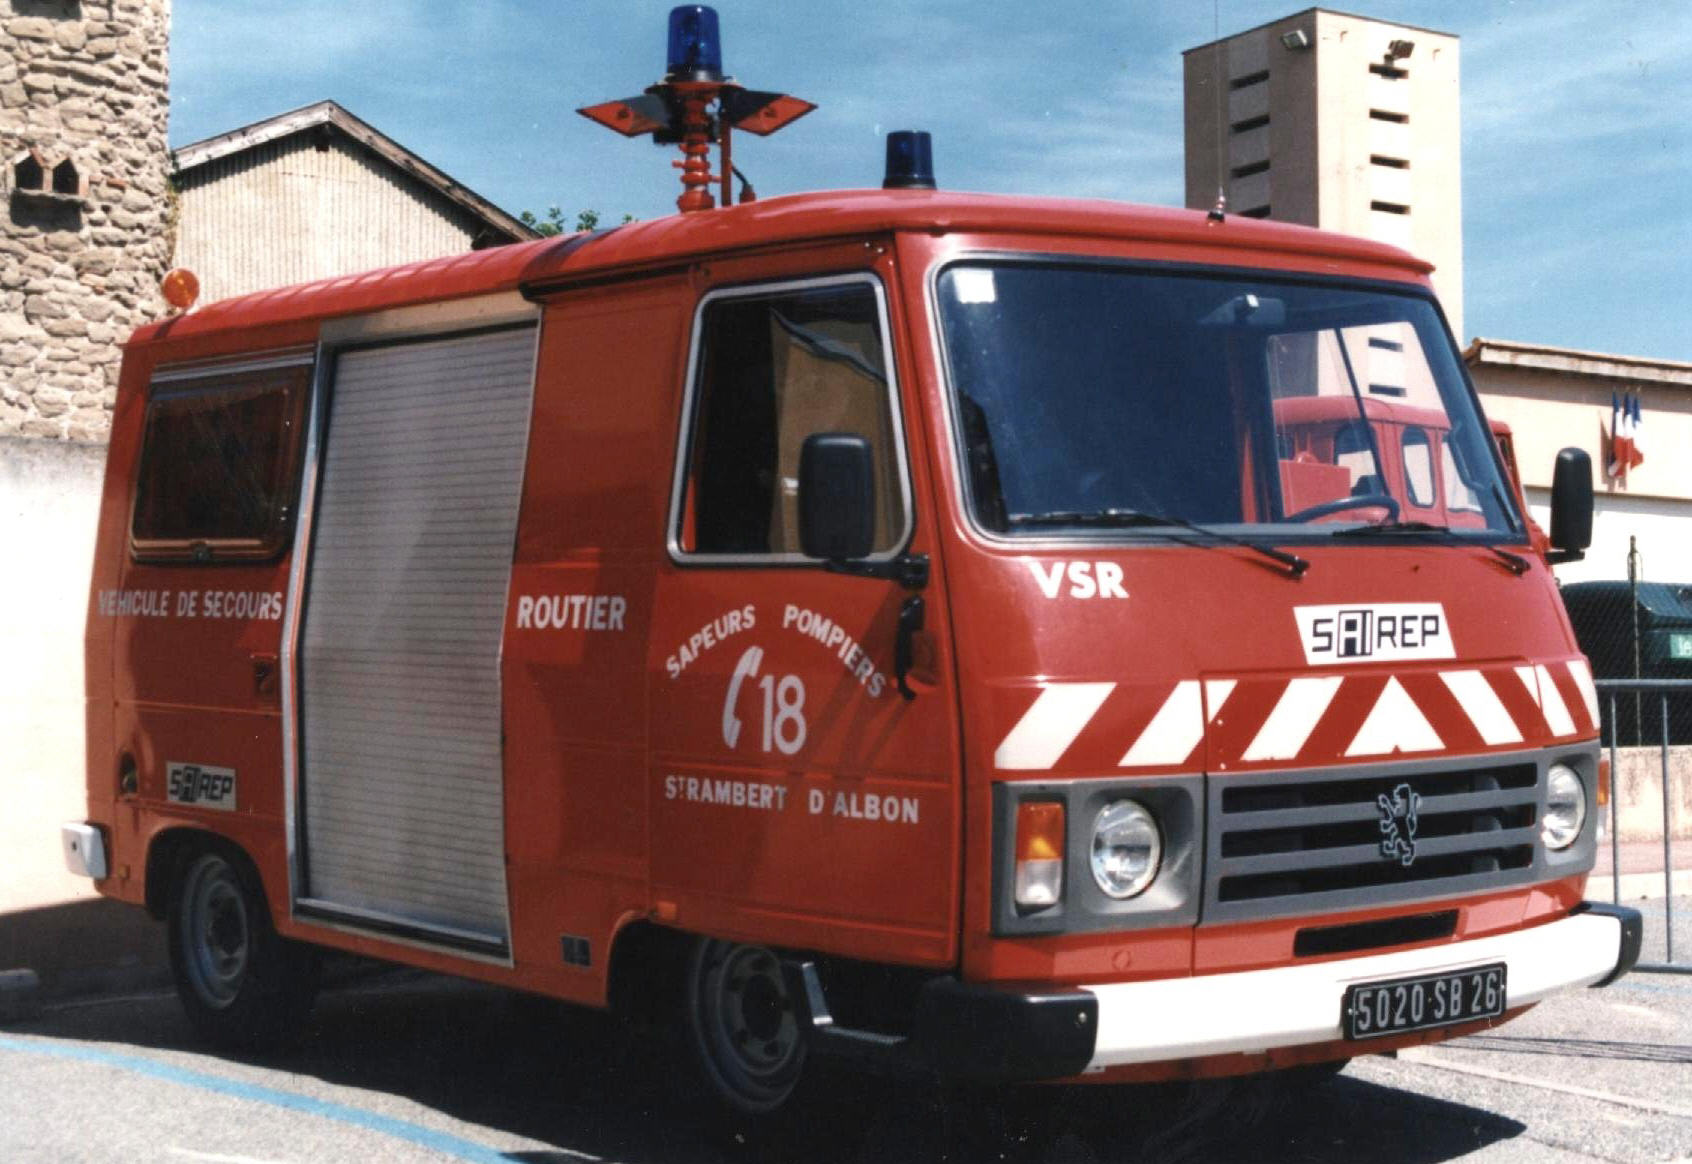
0, 0, 171, 442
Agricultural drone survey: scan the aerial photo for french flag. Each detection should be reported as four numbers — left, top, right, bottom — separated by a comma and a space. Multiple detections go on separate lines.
1629, 394, 1645, 471
1608, 393, 1645, 482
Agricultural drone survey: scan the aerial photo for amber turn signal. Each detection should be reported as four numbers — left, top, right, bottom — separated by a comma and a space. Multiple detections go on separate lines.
1014, 801, 1065, 909
161, 267, 200, 312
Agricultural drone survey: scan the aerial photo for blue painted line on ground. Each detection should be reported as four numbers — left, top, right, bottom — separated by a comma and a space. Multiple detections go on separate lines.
0, 1034, 518, 1163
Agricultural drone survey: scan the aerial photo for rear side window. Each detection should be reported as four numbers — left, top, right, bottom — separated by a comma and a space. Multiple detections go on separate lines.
674, 277, 907, 560
131, 360, 312, 561
1402, 426, 1435, 507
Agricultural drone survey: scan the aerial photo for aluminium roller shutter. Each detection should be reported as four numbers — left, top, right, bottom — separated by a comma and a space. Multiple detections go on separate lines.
298, 326, 535, 950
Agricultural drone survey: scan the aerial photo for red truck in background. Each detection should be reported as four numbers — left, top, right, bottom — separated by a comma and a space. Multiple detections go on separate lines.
62, 4, 1637, 1122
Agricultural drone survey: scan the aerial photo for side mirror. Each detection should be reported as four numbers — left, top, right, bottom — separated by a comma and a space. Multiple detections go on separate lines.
1547, 447, 1592, 563
799, 433, 876, 561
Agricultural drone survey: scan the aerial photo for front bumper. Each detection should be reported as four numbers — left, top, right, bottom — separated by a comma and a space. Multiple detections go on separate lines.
789, 902, 1641, 1083
1083, 902, 1639, 1070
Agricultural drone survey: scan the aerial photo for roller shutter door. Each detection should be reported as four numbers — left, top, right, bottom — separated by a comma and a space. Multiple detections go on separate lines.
298, 327, 535, 951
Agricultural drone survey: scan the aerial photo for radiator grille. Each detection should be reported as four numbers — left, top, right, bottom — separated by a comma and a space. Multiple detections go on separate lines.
1204, 759, 1543, 923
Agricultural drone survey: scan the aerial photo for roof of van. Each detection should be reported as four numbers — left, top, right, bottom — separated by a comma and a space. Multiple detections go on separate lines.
130, 190, 1433, 346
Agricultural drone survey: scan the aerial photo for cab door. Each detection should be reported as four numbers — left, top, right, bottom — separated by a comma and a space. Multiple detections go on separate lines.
647, 251, 960, 968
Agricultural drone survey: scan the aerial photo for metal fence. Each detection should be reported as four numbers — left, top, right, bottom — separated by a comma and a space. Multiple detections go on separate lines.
1598, 678, 1690, 974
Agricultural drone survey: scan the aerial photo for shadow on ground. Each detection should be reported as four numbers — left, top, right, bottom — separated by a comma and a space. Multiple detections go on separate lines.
10, 969, 1531, 1164
0, 897, 170, 999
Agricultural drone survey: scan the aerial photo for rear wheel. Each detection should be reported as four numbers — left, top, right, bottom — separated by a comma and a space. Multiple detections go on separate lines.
167, 846, 316, 1050
682, 938, 808, 1116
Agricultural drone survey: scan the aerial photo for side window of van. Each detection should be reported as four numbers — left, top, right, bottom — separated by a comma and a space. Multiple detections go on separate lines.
676, 278, 905, 558
130, 361, 312, 561
1402, 426, 1436, 508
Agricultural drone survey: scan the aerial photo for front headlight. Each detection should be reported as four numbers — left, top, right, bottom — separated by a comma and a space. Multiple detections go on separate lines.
1091, 799, 1162, 899
1543, 763, 1587, 850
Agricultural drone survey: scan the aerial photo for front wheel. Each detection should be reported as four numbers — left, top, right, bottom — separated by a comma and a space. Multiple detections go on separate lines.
682, 938, 808, 1115
167, 846, 316, 1050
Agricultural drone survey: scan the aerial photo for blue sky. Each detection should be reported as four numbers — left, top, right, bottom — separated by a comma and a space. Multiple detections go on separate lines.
171, 1, 1691, 361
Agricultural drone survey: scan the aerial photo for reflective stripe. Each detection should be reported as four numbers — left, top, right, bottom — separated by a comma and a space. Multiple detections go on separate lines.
995, 683, 1116, 770
1440, 669, 1524, 746
1535, 663, 1577, 736
1120, 681, 1203, 768
1242, 676, 1344, 762
1204, 679, 1237, 721
1566, 659, 1601, 728
1515, 665, 1541, 706
1346, 676, 1443, 756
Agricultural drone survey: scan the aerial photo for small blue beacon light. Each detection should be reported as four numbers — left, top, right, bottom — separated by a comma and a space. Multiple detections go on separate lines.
883, 130, 936, 190
666, 5, 724, 82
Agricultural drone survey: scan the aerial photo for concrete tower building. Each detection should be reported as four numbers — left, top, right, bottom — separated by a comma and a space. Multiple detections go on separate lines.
1183, 9, 1463, 337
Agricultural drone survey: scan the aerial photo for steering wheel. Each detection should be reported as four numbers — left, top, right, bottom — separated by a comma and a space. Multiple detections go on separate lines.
1284, 493, 1401, 523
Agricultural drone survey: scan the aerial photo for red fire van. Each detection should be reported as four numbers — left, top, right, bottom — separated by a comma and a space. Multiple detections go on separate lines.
64, 16, 1638, 1116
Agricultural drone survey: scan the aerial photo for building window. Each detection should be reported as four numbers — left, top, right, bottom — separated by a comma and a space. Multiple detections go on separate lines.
50, 159, 80, 195
10, 149, 88, 208
131, 361, 313, 561
674, 277, 907, 560
13, 152, 44, 191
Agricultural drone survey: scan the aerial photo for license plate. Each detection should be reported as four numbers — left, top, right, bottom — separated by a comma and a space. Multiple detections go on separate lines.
1342, 963, 1506, 1040
1671, 632, 1692, 661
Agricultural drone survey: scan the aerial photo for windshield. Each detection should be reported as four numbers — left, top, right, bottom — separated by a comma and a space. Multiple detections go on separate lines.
935, 262, 1522, 540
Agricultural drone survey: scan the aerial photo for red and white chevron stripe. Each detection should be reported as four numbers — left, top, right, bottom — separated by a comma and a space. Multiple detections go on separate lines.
993, 657, 1599, 773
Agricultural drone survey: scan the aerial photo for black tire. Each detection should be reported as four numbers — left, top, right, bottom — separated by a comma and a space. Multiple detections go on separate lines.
681, 937, 809, 1117
166, 845, 317, 1051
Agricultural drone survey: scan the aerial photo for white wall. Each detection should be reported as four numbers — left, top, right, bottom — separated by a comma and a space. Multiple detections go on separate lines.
1529, 487, 1692, 585
0, 437, 105, 909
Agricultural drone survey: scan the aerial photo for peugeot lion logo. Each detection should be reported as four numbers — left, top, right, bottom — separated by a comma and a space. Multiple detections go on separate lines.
1377, 783, 1421, 867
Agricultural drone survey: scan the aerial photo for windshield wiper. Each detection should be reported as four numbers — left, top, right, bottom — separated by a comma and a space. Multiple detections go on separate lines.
1341, 520, 1530, 576
1006, 508, 1309, 578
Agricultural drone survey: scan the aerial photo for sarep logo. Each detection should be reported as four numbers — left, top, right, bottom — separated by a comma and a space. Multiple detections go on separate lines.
1294, 603, 1454, 665
167, 762, 237, 812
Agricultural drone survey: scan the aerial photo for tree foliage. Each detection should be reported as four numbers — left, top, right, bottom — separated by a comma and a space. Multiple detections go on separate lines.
518, 207, 637, 236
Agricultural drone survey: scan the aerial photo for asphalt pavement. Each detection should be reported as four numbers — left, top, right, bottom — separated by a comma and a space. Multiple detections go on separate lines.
1, 926, 1688, 1164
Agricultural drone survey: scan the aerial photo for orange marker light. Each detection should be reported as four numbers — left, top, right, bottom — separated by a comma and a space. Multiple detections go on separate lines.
161, 267, 200, 312
1597, 754, 1611, 808
1014, 801, 1065, 909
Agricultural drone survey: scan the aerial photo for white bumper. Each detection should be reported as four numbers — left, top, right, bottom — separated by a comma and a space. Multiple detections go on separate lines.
61, 822, 108, 880
1083, 911, 1625, 1070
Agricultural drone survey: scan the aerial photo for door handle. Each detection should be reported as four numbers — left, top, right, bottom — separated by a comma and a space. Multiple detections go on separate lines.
894, 596, 924, 701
